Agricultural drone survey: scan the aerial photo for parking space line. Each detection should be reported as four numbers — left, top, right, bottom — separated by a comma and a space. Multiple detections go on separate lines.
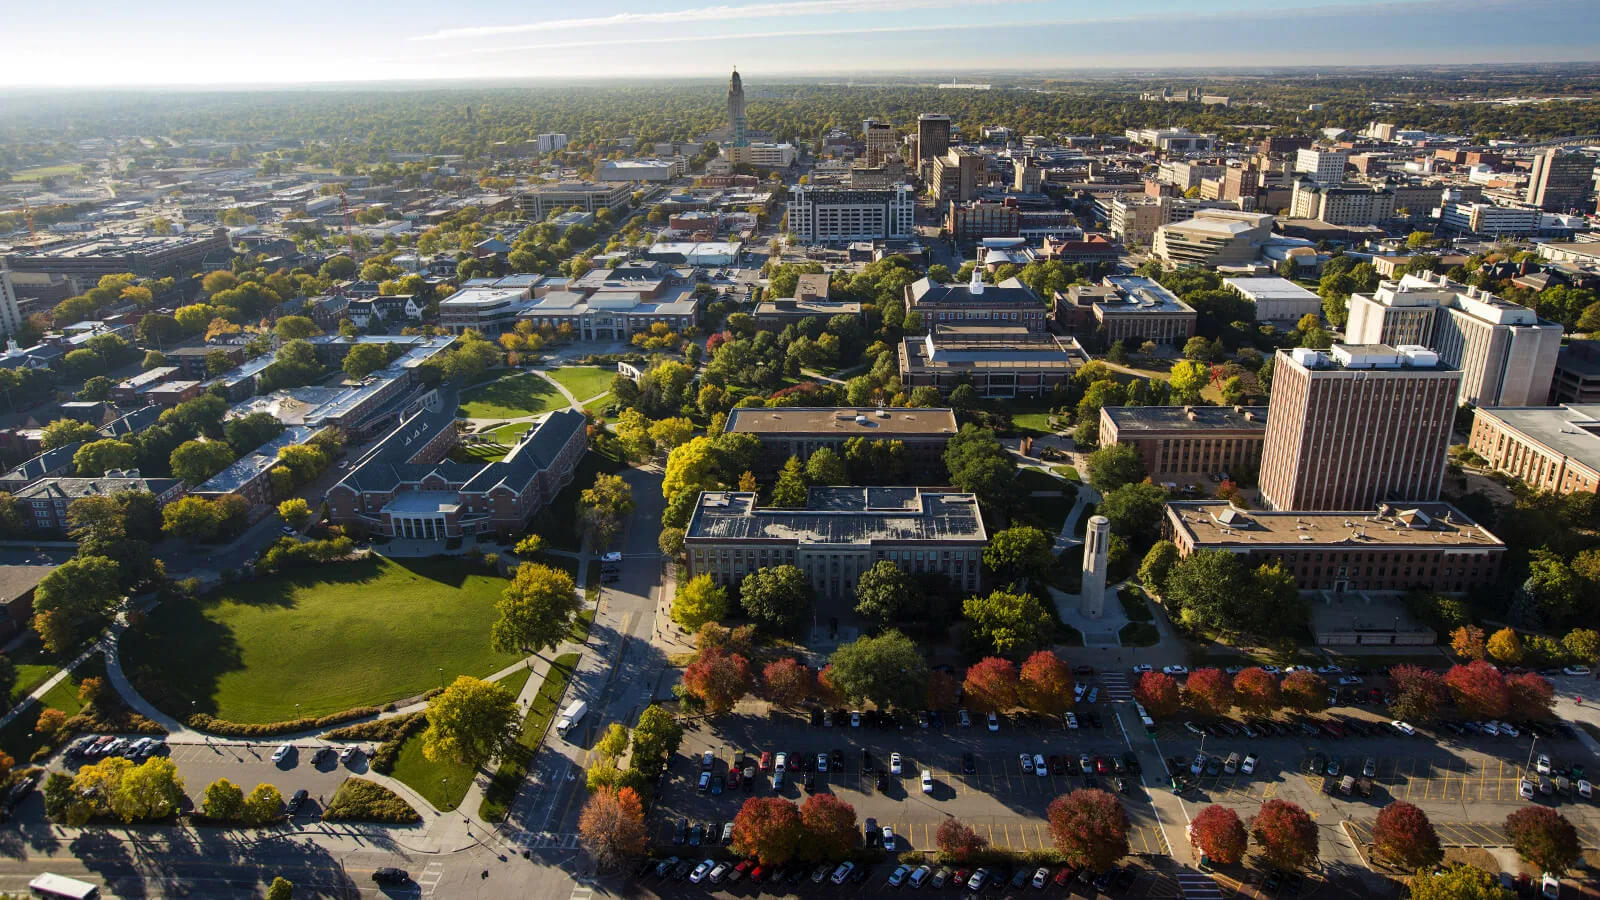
1402, 756, 1415, 800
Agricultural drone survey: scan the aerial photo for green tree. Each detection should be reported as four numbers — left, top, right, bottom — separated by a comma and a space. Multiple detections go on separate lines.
73, 439, 138, 477
963, 589, 1049, 656
1138, 540, 1180, 594
40, 418, 98, 450
672, 574, 728, 631
853, 560, 917, 624
274, 315, 320, 341
342, 342, 389, 380
1407, 865, 1513, 900
32, 555, 122, 652
825, 629, 928, 709
1169, 360, 1209, 405
202, 777, 246, 821
803, 448, 847, 485
266, 877, 295, 900
982, 526, 1054, 583
769, 455, 808, 507
738, 565, 813, 634
278, 498, 311, 528
492, 562, 581, 656
113, 756, 185, 822
76, 375, 113, 402
1085, 443, 1145, 493
243, 784, 284, 825
1098, 482, 1169, 542
170, 439, 237, 486
628, 705, 683, 778
422, 675, 519, 769
577, 473, 635, 550
162, 496, 227, 540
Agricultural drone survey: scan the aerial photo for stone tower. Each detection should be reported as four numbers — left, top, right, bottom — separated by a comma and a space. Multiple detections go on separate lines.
1080, 515, 1110, 618
727, 68, 748, 149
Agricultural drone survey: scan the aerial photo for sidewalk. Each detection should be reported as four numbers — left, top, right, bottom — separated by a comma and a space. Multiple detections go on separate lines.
0, 637, 104, 732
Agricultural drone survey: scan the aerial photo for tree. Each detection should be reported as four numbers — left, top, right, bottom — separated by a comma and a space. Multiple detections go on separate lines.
1451, 625, 1487, 660
1389, 665, 1448, 724
825, 630, 927, 710
762, 657, 813, 708
671, 574, 728, 631
799, 793, 858, 860
853, 560, 916, 623
1506, 672, 1556, 721
1408, 865, 1514, 900
113, 756, 185, 822
1562, 628, 1600, 664
243, 784, 285, 825
1251, 800, 1319, 870
162, 495, 227, 540
738, 565, 813, 635
1184, 668, 1234, 716
935, 817, 988, 861
170, 439, 237, 486
492, 562, 580, 656
421, 675, 519, 769
1277, 670, 1326, 714
731, 796, 804, 865
1047, 789, 1130, 872
578, 786, 649, 871
1085, 444, 1144, 494
658, 526, 685, 558
342, 343, 389, 380
277, 498, 311, 528
577, 473, 634, 550
274, 315, 320, 341
1134, 672, 1181, 718
202, 777, 246, 820
942, 424, 1017, 510
1018, 650, 1075, 715
647, 418, 696, 454
73, 439, 138, 477
803, 448, 847, 486
1372, 801, 1443, 871
41, 418, 98, 450
224, 412, 285, 455
266, 877, 295, 900
1504, 806, 1581, 875
1190, 805, 1248, 864
962, 589, 1049, 656
925, 669, 960, 710
35, 707, 67, 736
1138, 541, 1180, 594
682, 647, 753, 714
1169, 360, 1209, 404
1232, 668, 1281, 715
629, 705, 683, 777
1487, 627, 1524, 664
770, 455, 808, 507
32, 555, 122, 652
1444, 661, 1509, 719
982, 526, 1054, 583
1097, 482, 1168, 542
962, 657, 1019, 712
76, 375, 112, 402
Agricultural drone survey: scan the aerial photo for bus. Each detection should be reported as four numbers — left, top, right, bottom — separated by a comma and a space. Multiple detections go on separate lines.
28, 873, 100, 899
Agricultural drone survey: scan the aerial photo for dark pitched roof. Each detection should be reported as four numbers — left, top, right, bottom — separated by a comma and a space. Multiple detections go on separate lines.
0, 442, 83, 488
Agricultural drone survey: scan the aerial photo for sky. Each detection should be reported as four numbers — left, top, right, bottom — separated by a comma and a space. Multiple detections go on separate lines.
5, 0, 1600, 87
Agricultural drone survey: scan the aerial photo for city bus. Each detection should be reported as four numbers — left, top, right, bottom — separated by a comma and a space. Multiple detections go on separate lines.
28, 873, 100, 899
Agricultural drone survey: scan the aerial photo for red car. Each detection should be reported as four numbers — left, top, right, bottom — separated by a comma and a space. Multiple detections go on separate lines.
1054, 867, 1078, 887
759, 751, 772, 771
952, 869, 970, 885
1095, 757, 1111, 774
727, 767, 742, 789
749, 865, 766, 884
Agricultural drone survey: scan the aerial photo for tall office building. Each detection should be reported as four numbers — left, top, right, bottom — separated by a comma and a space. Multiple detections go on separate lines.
0, 269, 20, 340
727, 68, 748, 148
863, 119, 897, 167
1294, 148, 1349, 185
917, 114, 952, 161
1345, 271, 1561, 407
930, 148, 982, 202
1259, 344, 1461, 512
786, 184, 915, 243
1525, 148, 1595, 212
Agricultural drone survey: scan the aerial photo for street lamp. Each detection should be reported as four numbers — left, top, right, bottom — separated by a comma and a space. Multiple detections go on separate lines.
1525, 734, 1539, 777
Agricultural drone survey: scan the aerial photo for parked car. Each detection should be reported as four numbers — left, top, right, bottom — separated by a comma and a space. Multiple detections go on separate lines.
1162, 665, 1188, 675
922, 769, 934, 793
890, 752, 903, 775
271, 743, 294, 763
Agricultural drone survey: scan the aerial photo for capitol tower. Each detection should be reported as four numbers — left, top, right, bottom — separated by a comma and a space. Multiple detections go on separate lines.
727, 68, 748, 148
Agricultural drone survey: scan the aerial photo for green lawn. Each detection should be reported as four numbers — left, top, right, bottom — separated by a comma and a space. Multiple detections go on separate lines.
122, 556, 522, 724
459, 372, 564, 419
6, 636, 78, 706
1011, 411, 1060, 437
546, 367, 615, 402
390, 729, 475, 812
480, 653, 579, 821
12, 164, 81, 182
0, 655, 96, 762
448, 442, 508, 464
583, 392, 616, 416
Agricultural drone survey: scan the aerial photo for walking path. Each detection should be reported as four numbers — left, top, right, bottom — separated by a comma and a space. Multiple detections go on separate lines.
0, 637, 104, 732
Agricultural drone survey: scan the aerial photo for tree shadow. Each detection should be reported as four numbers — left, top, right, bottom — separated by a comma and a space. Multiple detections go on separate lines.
119, 596, 244, 718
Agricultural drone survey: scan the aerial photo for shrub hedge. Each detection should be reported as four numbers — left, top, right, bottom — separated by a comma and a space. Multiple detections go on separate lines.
325, 710, 423, 743
370, 714, 428, 775
187, 706, 378, 738
322, 777, 420, 824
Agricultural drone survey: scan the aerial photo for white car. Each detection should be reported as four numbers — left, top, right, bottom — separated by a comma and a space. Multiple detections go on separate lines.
850, 710, 861, 728
1338, 676, 1364, 686
1033, 754, 1047, 776
1086, 687, 1099, 704
1316, 664, 1343, 674
709, 863, 729, 884
1031, 867, 1051, 889
1065, 712, 1079, 729
1579, 779, 1592, 799
1261, 665, 1283, 674
1482, 721, 1500, 736
890, 752, 903, 775
830, 862, 855, 884
690, 860, 714, 883
986, 711, 999, 732
1521, 779, 1536, 800
882, 826, 895, 851
774, 752, 788, 773
1499, 722, 1520, 737
1241, 753, 1258, 775
1542, 873, 1560, 900
1132, 664, 1153, 674
271, 743, 293, 763
1074, 683, 1087, 701
1536, 754, 1553, 775
1391, 720, 1416, 736
1161, 665, 1188, 676
958, 708, 972, 728
816, 753, 829, 773
921, 769, 934, 793
1562, 665, 1591, 676
1020, 753, 1034, 774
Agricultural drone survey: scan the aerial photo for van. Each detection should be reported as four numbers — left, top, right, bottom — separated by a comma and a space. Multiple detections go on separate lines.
1224, 753, 1241, 775
1339, 775, 1356, 795
555, 700, 587, 736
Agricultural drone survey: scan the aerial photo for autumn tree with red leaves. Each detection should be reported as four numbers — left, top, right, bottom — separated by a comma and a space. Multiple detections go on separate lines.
815, 664, 844, 707
1018, 650, 1075, 715
1133, 671, 1181, 718
1506, 672, 1555, 721
731, 796, 805, 865
1444, 660, 1509, 719
762, 657, 813, 708
925, 670, 960, 711
1047, 789, 1130, 871
1184, 667, 1234, 716
962, 657, 1019, 712
1251, 800, 1319, 870
1388, 665, 1449, 724
799, 793, 859, 861
1280, 670, 1329, 714
1190, 804, 1248, 864
1372, 801, 1443, 870
1232, 667, 1282, 715
936, 817, 988, 862
683, 647, 753, 714
1505, 807, 1581, 875
577, 786, 648, 871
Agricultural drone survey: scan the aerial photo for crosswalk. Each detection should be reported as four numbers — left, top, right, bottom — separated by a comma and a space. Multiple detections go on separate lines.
1174, 871, 1225, 899
1100, 670, 1134, 702
417, 862, 444, 896
569, 885, 594, 900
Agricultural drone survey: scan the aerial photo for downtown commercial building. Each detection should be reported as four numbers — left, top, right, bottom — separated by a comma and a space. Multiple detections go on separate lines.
786, 185, 915, 243
684, 487, 986, 600
514, 182, 633, 219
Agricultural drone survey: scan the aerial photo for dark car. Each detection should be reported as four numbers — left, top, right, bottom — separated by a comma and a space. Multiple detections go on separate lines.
1050, 755, 1068, 776
688, 824, 703, 847
865, 817, 880, 846
877, 771, 890, 791
804, 771, 817, 791
850, 864, 871, 884
1115, 867, 1138, 889
962, 752, 977, 775
1010, 869, 1031, 888
286, 789, 308, 814
1205, 757, 1222, 776
313, 747, 334, 765
809, 707, 824, 726
862, 749, 873, 772
1087, 711, 1103, 728
1123, 752, 1142, 775
672, 819, 687, 844
372, 868, 408, 884
1284, 871, 1304, 895
831, 748, 844, 770
1094, 868, 1116, 891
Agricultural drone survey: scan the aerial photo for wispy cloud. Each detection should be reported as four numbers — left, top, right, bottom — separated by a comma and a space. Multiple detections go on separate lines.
414, 0, 1034, 41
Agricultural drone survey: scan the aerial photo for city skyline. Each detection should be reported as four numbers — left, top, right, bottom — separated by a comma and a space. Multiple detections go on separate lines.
5, 0, 1600, 87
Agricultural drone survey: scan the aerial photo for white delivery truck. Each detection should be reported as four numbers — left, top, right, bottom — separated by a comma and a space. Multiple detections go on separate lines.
556, 700, 587, 737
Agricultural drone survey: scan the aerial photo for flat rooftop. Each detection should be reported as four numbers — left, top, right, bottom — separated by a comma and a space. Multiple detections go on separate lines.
685, 488, 987, 545
1223, 276, 1320, 303
1166, 500, 1504, 550
1474, 404, 1600, 473
724, 407, 957, 438
1100, 276, 1193, 314
1103, 405, 1267, 433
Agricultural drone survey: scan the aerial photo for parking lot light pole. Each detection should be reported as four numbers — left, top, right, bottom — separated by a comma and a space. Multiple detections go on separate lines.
1525, 735, 1538, 775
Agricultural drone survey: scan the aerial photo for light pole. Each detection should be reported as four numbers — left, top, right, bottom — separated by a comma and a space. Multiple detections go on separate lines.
1525, 734, 1539, 777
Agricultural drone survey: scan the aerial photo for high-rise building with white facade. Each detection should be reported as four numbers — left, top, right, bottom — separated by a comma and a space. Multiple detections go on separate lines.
0, 269, 21, 340
786, 185, 915, 243
1345, 271, 1561, 407
535, 133, 569, 154
1294, 148, 1350, 185
727, 68, 748, 148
